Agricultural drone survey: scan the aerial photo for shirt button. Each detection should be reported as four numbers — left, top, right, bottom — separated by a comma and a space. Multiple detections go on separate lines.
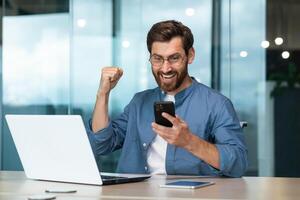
145, 166, 148, 171
143, 143, 147, 148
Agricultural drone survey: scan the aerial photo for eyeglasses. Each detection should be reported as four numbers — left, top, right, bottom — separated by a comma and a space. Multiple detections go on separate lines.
149, 53, 184, 67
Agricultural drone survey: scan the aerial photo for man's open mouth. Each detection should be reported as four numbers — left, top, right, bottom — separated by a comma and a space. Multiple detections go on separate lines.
161, 73, 176, 79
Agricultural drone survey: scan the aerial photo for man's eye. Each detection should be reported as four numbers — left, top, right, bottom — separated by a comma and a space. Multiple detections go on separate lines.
153, 56, 163, 61
169, 56, 180, 62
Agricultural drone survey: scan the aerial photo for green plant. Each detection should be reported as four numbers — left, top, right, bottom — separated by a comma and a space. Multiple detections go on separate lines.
269, 62, 300, 97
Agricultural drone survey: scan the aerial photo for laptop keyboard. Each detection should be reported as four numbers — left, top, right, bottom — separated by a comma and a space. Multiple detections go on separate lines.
100, 174, 151, 185
101, 175, 127, 180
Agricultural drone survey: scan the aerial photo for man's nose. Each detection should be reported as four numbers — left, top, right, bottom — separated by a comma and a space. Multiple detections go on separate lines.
160, 60, 172, 73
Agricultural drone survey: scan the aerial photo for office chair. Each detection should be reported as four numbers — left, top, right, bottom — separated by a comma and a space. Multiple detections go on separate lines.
240, 121, 248, 129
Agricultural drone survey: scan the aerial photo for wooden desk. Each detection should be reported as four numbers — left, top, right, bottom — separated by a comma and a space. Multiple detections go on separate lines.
1, 171, 300, 200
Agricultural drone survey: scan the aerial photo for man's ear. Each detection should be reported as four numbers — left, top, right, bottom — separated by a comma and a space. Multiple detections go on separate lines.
187, 47, 195, 64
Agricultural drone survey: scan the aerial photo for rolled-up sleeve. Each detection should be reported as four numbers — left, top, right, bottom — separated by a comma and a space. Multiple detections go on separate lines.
212, 99, 248, 177
86, 104, 130, 156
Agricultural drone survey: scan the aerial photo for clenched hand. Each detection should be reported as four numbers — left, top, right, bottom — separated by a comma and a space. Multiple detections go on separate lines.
98, 67, 123, 95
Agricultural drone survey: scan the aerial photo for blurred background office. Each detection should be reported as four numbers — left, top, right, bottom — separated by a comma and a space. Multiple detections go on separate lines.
0, 0, 299, 177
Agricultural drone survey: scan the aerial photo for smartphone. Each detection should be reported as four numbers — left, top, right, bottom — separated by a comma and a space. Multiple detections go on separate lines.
154, 101, 175, 127
160, 180, 215, 189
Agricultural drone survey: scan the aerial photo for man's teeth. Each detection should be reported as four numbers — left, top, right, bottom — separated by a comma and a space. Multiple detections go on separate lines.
162, 73, 175, 79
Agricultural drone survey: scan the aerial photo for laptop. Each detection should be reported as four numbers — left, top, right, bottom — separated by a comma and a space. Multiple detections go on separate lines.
5, 114, 151, 185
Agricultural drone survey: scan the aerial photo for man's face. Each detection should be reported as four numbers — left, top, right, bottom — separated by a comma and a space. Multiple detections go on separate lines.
150, 37, 194, 93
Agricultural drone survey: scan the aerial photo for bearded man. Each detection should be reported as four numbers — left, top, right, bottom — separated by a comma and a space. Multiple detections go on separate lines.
88, 20, 248, 177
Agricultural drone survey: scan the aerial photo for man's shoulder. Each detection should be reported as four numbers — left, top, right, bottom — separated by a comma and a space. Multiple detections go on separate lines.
193, 81, 229, 103
134, 87, 158, 96
131, 87, 159, 102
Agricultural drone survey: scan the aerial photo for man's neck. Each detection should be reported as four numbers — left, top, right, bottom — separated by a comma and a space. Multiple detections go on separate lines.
166, 76, 193, 96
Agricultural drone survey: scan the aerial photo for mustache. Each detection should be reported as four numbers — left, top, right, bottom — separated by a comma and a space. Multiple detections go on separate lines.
158, 71, 177, 76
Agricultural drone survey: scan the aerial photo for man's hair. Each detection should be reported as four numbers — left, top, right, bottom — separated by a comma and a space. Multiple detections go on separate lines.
147, 20, 194, 55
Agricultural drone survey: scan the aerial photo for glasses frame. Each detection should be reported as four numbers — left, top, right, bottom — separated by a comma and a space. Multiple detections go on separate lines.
149, 53, 185, 67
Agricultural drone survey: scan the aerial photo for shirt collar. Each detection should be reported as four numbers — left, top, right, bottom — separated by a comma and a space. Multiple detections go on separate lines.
158, 77, 198, 106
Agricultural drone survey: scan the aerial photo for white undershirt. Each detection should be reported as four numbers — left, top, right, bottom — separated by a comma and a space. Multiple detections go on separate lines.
147, 94, 175, 174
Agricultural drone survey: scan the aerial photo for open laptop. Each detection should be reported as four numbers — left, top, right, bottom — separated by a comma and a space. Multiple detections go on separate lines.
5, 114, 151, 185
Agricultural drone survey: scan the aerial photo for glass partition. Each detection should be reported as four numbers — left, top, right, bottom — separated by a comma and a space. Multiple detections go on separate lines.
221, 0, 267, 176
1, 2, 70, 170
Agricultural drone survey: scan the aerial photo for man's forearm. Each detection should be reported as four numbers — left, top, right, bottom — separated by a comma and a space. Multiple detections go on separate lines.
185, 134, 220, 169
91, 92, 110, 133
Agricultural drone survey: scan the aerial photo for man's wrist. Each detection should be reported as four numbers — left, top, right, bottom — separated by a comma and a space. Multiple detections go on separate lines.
184, 132, 197, 152
97, 90, 110, 99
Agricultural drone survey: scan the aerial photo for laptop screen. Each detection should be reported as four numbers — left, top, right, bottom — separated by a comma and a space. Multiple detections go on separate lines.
6, 115, 103, 185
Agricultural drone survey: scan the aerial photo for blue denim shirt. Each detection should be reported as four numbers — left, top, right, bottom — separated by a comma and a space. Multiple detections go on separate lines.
87, 79, 248, 177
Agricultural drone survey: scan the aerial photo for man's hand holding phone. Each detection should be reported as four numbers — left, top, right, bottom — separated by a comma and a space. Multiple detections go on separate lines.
152, 101, 193, 149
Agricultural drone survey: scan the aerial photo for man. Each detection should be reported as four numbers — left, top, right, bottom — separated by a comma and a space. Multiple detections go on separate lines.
88, 20, 248, 177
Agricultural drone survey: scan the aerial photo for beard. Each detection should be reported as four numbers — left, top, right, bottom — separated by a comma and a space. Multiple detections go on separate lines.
152, 61, 188, 93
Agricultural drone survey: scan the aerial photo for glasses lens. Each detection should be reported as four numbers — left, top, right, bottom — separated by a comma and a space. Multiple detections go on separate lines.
168, 54, 182, 64
150, 55, 163, 66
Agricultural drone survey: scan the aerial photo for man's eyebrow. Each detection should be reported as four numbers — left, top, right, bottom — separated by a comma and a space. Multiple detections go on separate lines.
151, 53, 163, 57
169, 53, 181, 57
151, 53, 181, 57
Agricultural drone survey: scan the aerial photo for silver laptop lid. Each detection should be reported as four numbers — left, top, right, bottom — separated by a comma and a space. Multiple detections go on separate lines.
5, 115, 103, 185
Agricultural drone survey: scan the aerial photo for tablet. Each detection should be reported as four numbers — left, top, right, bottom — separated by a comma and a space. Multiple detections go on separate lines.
160, 180, 215, 189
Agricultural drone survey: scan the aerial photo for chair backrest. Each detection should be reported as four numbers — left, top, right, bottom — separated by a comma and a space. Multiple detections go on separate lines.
240, 121, 248, 128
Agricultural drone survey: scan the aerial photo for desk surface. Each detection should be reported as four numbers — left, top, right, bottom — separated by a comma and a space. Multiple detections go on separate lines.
1, 171, 300, 200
